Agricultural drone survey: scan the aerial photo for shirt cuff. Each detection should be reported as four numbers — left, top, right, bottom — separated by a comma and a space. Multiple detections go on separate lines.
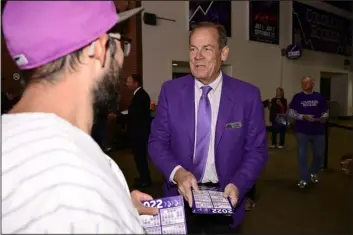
169, 165, 182, 184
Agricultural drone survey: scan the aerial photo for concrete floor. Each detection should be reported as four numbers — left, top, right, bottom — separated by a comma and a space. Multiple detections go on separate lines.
109, 126, 352, 234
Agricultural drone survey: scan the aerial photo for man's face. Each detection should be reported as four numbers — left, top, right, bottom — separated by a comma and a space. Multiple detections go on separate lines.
301, 77, 314, 92
92, 37, 124, 108
189, 27, 227, 83
125, 76, 137, 91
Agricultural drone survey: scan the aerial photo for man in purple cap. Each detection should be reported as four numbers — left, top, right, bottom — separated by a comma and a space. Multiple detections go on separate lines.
2, 1, 157, 234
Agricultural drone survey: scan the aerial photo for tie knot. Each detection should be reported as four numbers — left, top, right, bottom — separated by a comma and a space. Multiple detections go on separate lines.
201, 86, 212, 97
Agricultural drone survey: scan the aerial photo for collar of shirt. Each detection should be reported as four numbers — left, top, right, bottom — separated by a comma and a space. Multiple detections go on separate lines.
195, 72, 222, 92
303, 90, 314, 95
134, 87, 141, 95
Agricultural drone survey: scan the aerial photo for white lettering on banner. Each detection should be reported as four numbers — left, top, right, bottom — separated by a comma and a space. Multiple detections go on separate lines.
305, 9, 344, 30
301, 100, 319, 107
288, 51, 300, 57
254, 23, 276, 38
311, 25, 341, 43
305, 8, 345, 44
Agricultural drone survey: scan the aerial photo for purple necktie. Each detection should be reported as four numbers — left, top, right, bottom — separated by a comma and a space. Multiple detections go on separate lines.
194, 85, 212, 182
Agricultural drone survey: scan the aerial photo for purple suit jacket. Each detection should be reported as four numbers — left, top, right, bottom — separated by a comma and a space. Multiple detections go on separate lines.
148, 73, 268, 226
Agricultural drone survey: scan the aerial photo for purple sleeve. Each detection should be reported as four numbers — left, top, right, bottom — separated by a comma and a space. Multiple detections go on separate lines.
319, 95, 329, 114
230, 88, 268, 201
148, 84, 180, 181
289, 94, 299, 111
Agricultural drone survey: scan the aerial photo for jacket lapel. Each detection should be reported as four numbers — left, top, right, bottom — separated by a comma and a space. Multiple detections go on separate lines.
180, 75, 195, 147
215, 74, 235, 149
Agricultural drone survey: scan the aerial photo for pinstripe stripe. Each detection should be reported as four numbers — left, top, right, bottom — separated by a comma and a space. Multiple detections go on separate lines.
70, 223, 75, 234
96, 223, 100, 233
2, 148, 80, 176
2, 125, 53, 143
2, 115, 51, 129
11, 204, 127, 234
3, 182, 121, 219
2, 134, 69, 156
3, 163, 117, 203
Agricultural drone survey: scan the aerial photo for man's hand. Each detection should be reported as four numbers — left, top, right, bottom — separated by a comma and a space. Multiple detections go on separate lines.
131, 190, 158, 215
303, 114, 315, 122
174, 168, 199, 207
224, 183, 239, 207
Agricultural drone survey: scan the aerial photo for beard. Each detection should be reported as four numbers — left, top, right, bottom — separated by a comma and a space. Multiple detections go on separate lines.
92, 55, 121, 119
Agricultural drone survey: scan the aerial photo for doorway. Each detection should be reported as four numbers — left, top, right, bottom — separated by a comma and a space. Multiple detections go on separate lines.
320, 72, 350, 117
320, 77, 331, 101
172, 61, 190, 79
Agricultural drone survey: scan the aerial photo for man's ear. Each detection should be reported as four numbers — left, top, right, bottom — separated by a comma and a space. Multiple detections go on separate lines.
221, 46, 229, 62
91, 34, 109, 67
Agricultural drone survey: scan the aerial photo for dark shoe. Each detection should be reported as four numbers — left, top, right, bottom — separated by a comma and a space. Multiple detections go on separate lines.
310, 174, 319, 183
297, 180, 308, 189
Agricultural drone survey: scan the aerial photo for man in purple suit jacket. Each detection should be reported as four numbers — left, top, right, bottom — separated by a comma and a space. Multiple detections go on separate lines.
149, 22, 268, 233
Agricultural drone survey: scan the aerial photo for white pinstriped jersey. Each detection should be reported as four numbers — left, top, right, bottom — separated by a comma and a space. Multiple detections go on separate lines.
2, 113, 145, 234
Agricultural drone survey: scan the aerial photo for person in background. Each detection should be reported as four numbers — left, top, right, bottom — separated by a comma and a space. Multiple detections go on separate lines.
288, 76, 329, 189
269, 87, 288, 148
1, 2, 157, 233
126, 74, 152, 189
149, 22, 268, 233
92, 85, 119, 152
92, 100, 110, 151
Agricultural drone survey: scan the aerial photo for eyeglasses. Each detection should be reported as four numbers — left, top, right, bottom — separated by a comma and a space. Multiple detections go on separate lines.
88, 32, 131, 58
108, 33, 132, 57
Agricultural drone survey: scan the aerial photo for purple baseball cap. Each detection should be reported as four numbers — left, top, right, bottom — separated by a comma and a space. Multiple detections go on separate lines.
2, 1, 143, 70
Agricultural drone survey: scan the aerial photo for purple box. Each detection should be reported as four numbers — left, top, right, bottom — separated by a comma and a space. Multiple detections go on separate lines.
192, 186, 234, 215
139, 195, 187, 234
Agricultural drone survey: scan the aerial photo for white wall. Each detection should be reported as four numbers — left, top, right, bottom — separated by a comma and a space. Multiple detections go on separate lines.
141, 1, 353, 119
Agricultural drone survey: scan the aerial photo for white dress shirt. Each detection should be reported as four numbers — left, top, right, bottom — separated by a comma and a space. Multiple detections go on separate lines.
170, 72, 222, 183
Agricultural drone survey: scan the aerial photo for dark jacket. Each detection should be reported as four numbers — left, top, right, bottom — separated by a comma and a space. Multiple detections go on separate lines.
127, 88, 151, 137
269, 97, 288, 122
94, 91, 119, 121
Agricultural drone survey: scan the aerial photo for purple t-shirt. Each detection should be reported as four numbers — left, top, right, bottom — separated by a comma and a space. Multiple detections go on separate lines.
289, 91, 328, 135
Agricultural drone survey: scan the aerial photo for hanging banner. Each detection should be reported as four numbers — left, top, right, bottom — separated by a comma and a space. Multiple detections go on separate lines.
189, 1, 232, 37
249, 1, 280, 45
292, 1, 352, 56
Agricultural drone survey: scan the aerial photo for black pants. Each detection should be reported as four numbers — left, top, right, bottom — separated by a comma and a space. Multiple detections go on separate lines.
130, 134, 151, 183
92, 117, 108, 149
271, 122, 286, 146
